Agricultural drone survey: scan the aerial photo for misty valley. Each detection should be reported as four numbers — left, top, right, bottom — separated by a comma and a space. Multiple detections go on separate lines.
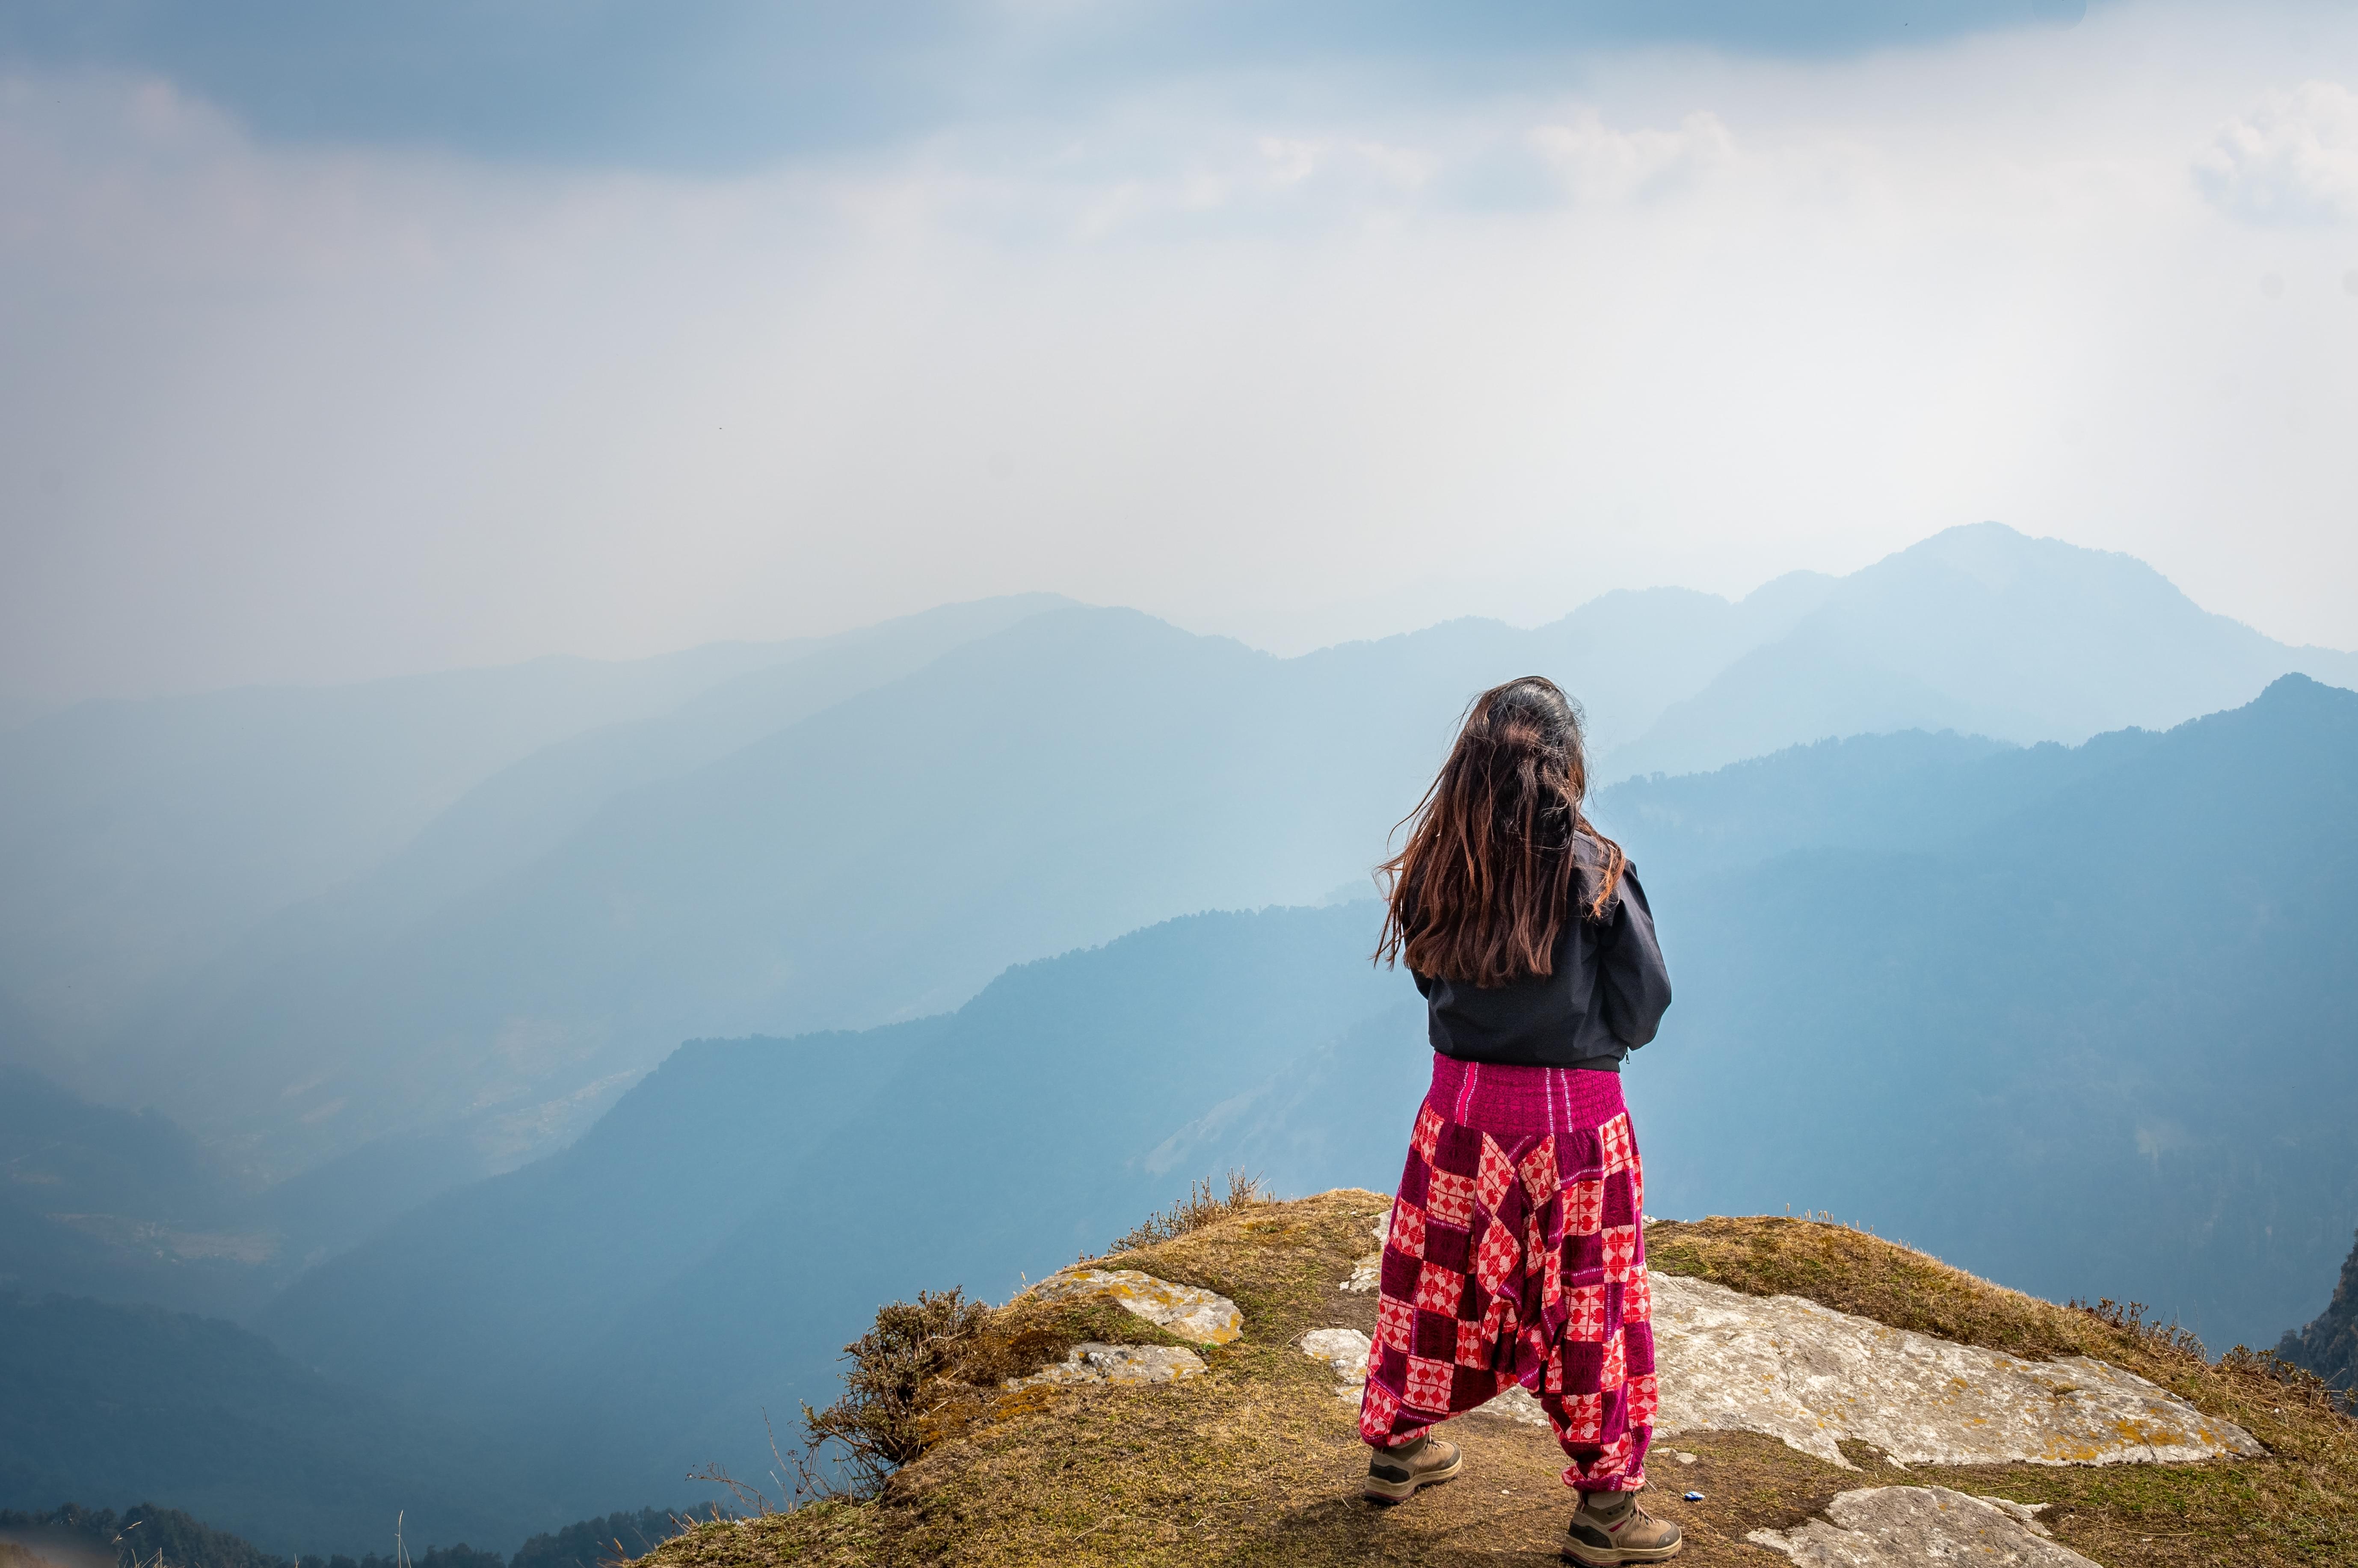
5, 525, 2357, 1562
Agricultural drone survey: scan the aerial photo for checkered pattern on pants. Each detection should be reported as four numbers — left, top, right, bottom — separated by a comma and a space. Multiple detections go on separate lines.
1358, 1091, 1655, 1493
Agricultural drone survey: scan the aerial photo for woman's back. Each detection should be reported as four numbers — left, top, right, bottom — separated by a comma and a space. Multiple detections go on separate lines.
1413, 835, 1671, 1071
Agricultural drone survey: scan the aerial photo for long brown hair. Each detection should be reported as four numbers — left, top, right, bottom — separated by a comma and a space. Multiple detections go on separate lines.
1375, 676, 1625, 987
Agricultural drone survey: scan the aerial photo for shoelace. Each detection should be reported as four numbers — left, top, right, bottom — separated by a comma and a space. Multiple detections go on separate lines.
1587, 1499, 1654, 1537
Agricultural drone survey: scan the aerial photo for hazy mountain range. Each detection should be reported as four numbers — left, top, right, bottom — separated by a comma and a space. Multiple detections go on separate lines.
215, 673, 2354, 1534
5, 526, 2351, 1233
0, 637, 824, 1052
1607, 675, 2358, 1358
3, 523, 2355, 1550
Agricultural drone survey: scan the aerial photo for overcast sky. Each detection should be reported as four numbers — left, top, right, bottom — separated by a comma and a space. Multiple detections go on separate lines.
3, 0, 2355, 701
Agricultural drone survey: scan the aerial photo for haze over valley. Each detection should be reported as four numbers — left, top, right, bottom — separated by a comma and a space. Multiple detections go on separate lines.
5, 524, 2357, 1550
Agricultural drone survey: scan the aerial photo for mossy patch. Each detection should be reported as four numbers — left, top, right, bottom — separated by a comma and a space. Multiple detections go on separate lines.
1644, 1215, 2100, 1362
639, 1197, 2358, 1568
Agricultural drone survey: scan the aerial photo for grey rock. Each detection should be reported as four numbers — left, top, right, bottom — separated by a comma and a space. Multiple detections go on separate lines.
1488, 1383, 1552, 1428
1748, 1485, 2093, 1565
1653, 1271, 2263, 1468
1301, 1326, 1372, 1400
1006, 1343, 1208, 1388
1301, 1327, 1371, 1382
1027, 1268, 1243, 1344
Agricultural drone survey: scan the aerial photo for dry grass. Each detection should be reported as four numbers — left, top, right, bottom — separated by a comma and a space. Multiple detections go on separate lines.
1103, 1170, 1272, 1255
640, 1199, 2358, 1568
1645, 1214, 2114, 1363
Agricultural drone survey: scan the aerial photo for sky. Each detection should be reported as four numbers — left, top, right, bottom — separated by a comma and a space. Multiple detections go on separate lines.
3, 0, 2355, 701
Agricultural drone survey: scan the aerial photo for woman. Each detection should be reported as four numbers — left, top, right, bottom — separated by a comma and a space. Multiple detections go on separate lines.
1358, 676, 1680, 1566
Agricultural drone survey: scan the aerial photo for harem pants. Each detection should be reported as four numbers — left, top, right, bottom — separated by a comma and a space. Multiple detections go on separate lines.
1357, 1053, 1656, 1494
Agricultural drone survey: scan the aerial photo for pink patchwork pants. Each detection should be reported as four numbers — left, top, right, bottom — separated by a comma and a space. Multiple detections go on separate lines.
1358, 1053, 1656, 1494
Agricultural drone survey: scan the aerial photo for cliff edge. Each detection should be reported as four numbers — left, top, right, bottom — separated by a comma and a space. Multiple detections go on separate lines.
640, 1191, 2355, 1566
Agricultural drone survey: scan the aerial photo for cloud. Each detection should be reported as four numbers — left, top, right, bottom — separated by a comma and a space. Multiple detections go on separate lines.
6, 3, 2358, 702
0, 1, 2104, 169
2195, 79, 2358, 224
1527, 110, 1736, 204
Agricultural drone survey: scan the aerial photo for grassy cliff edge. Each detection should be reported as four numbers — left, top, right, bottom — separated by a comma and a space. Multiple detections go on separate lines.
642, 1194, 2357, 1566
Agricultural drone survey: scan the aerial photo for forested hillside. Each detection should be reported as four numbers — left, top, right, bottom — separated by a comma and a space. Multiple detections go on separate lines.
0, 1503, 683, 1568
2280, 1229, 2358, 1390
0, 1295, 544, 1553
0, 1066, 261, 1315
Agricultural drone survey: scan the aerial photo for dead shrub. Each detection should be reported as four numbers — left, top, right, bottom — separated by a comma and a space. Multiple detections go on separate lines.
801, 1287, 991, 1497
1108, 1169, 1270, 1254
2219, 1343, 2358, 1418
2070, 1296, 2210, 1363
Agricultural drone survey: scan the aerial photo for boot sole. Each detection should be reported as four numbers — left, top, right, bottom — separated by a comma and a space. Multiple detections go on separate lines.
1360, 1449, 1463, 1503
1561, 1538, 1684, 1565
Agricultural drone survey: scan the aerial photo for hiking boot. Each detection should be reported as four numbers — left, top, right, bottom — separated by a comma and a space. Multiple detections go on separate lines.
1361, 1433, 1463, 1503
1563, 1488, 1683, 1564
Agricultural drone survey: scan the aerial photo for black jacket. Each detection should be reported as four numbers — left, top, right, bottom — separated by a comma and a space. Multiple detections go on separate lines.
1411, 842, 1671, 1071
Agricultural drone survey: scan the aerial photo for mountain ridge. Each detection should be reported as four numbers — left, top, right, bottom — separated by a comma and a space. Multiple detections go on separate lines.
1612, 523, 2358, 777
106, 527, 2358, 1195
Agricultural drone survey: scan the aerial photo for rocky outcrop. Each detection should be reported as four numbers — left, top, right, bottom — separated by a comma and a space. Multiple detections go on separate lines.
639, 1195, 2347, 1568
1750, 1487, 2094, 1566
1006, 1344, 1207, 1388
1299, 1327, 1369, 1394
1653, 1271, 2263, 1468
995, 1267, 1243, 1387
1297, 1266, 2262, 1467
2278, 1227, 2358, 1390
1025, 1268, 1243, 1344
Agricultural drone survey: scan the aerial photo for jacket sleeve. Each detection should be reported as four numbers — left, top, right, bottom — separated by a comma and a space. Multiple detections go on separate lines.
1599, 863, 1673, 1049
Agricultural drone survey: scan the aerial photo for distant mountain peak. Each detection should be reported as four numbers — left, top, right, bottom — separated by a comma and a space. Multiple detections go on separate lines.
1600, 522, 2357, 780
2256, 670, 2344, 703
1879, 520, 2161, 594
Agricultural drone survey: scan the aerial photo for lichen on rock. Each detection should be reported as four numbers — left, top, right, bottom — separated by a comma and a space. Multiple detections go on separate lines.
1004, 1343, 1208, 1388
1025, 1267, 1244, 1344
